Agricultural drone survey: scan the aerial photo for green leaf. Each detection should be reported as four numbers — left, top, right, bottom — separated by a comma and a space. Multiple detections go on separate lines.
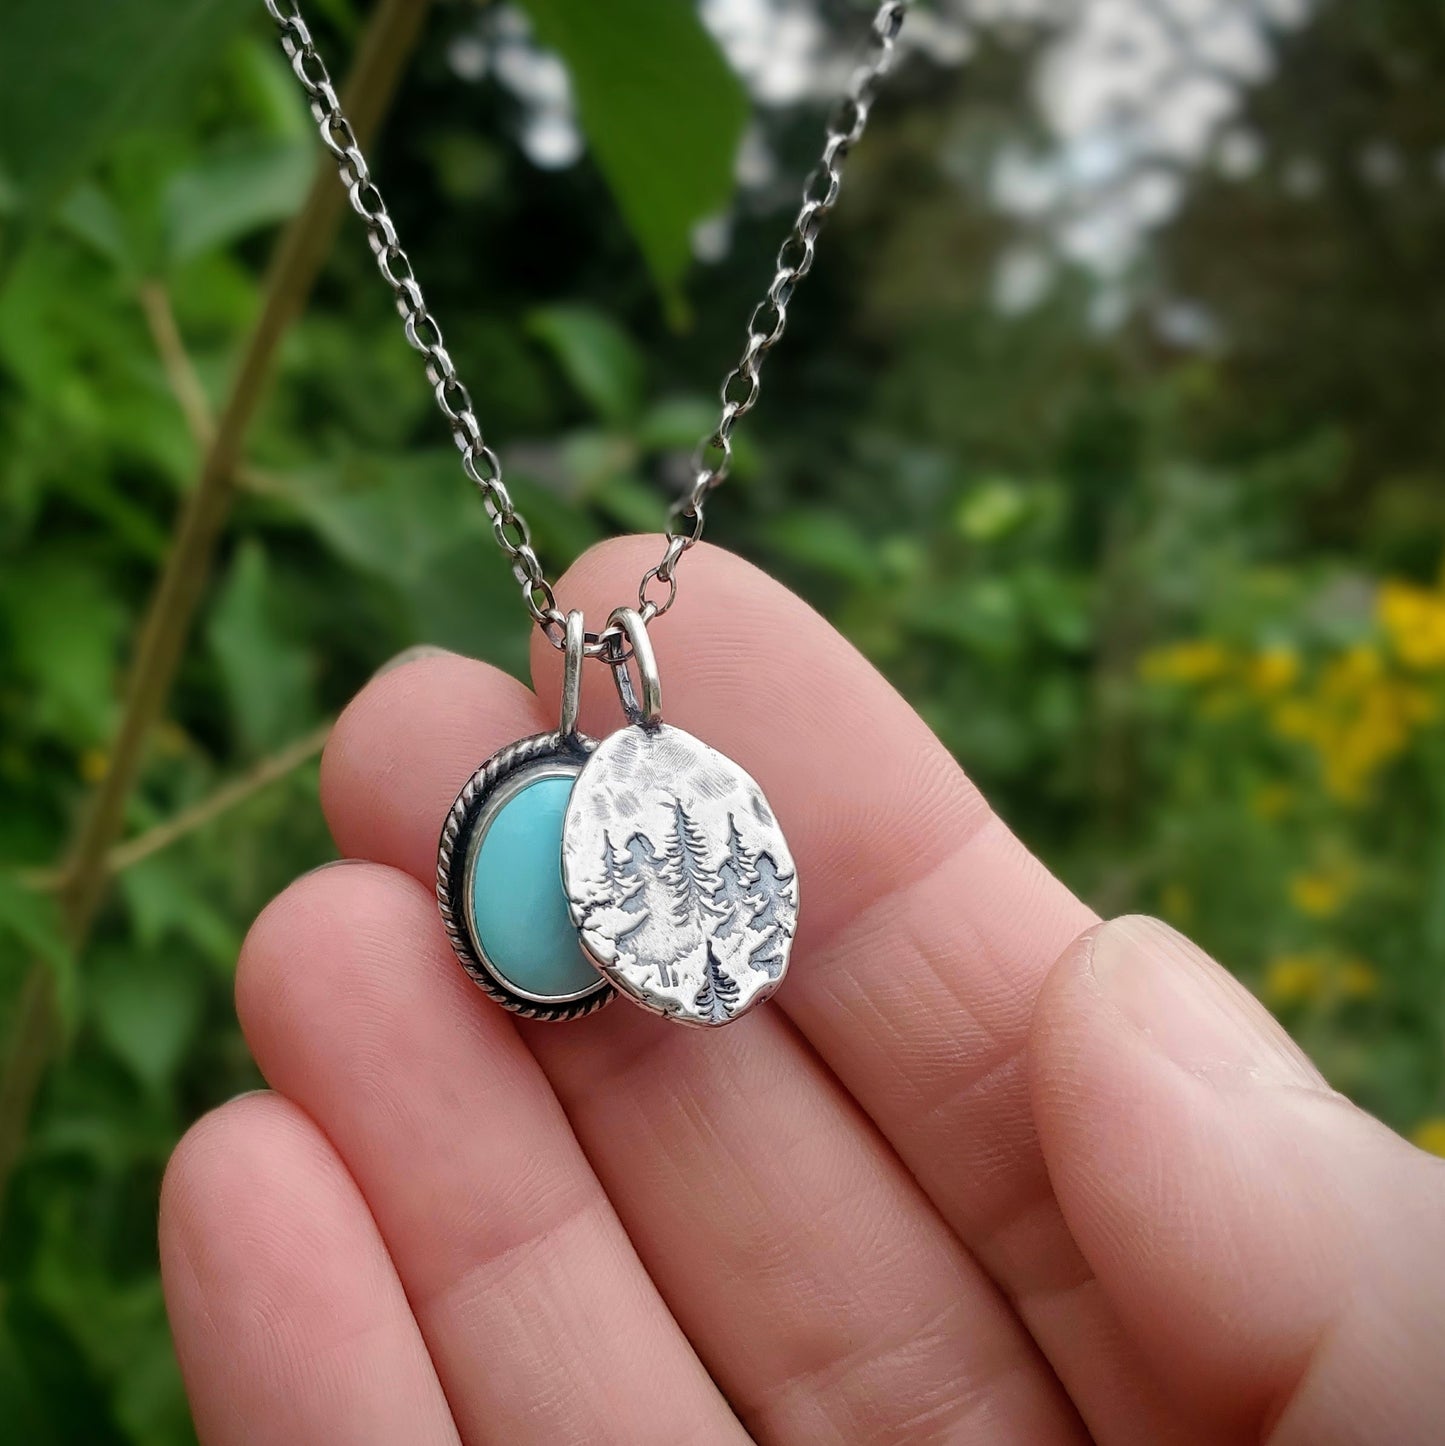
635, 395, 719, 451
164, 139, 314, 264
0, 554, 126, 748
280, 452, 489, 587
955, 478, 1032, 543
516, 0, 747, 312
119, 854, 240, 970
909, 578, 1027, 659
208, 539, 315, 752
54, 184, 133, 272
0, 1296, 129, 1446
595, 475, 669, 534
528, 305, 645, 425
88, 946, 205, 1096
1018, 566, 1094, 652
0, 0, 254, 266
636, 394, 760, 477
0, 877, 76, 1037
769, 510, 882, 587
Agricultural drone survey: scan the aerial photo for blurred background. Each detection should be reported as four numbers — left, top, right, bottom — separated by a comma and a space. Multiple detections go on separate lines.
3, 0, 1445, 1438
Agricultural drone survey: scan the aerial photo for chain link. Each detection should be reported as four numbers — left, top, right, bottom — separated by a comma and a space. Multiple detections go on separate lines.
267, 0, 907, 653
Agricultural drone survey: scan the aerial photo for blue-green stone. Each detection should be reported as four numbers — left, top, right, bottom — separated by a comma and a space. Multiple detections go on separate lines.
470, 775, 600, 999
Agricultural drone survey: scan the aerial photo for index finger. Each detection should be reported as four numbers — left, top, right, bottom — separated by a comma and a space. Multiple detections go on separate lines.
530, 539, 1183, 1444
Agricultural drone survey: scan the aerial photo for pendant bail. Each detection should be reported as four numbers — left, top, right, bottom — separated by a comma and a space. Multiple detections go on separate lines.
558, 609, 586, 743
605, 606, 662, 727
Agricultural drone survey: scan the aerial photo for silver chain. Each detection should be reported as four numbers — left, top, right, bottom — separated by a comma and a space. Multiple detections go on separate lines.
266, 0, 907, 656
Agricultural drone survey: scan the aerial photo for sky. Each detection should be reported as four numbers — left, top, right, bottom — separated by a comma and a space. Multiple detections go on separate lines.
448, 2, 1333, 330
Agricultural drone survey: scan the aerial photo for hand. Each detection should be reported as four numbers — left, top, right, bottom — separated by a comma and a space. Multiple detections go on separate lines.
161, 539, 1445, 1445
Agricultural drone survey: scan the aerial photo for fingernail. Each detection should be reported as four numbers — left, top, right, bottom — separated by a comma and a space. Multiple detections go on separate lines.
300, 857, 362, 879
1089, 916, 1326, 1088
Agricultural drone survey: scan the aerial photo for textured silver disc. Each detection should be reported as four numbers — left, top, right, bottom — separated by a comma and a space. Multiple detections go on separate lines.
560, 724, 798, 1026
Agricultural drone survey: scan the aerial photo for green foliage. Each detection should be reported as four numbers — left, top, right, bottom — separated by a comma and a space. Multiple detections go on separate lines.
516, 0, 748, 314
2, 2, 1445, 1441
529, 304, 646, 425
164, 140, 314, 264
0, 0, 255, 264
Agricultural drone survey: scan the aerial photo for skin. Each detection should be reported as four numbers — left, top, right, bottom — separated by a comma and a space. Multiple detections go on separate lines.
161, 537, 1445, 1445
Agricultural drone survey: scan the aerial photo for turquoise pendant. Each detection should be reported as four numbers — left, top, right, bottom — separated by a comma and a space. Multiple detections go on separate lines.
437, 732, 612, 1020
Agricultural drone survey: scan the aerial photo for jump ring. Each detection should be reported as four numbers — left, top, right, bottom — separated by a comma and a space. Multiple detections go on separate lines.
605, 607, 662, 727
559, 610, 585, 742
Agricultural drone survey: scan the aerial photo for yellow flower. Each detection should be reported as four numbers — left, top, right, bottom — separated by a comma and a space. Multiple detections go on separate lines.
1262, 953, 1329, 1007
1379, 580, 1445, 670
1338, 958, 1380, 1000
1268, 643, 1434, 803
1140, 639, 1232, 685
79, 748, 109, 784
1263, 951, 1380, 1008
1247, 647, 1300, 696
1412, 1117, 1445, 1158
1287, 863, 1357, 918
1250, 782, 1294, 821
1159, 883, 1192, 924
1321, 643, 1384, 696
1269, 697, 1319, 744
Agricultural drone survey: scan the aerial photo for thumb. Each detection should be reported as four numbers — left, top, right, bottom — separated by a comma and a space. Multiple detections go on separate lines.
1029, 915, 1445, 1445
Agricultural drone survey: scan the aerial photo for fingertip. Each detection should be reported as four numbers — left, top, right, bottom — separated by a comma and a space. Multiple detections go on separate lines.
319, 649, 544, 879
160, 1090, 353, 1325
1025, 916, 1435, 1436
161, 1093, 460, 1446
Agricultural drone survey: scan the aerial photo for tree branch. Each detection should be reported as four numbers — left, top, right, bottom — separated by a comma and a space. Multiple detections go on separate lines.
16, 721, 333, 894
139, 280, 215, 450
0, 0, 433, 1220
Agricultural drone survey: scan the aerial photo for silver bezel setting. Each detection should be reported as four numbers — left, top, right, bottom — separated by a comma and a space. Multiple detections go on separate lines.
437, 730, 613, 1021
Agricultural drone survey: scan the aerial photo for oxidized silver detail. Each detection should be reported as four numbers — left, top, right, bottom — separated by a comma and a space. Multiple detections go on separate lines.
561, 724, 798, 1027
437, 731, 613, 1021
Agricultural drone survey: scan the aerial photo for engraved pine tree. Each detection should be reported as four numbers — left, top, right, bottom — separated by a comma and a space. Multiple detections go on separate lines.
658, 802, 722, 932
612, 832, 680, 988
598, 831, 640, 906
709, 814, 758, 940
744, 851, 797, 979
693, 940, 741, 1023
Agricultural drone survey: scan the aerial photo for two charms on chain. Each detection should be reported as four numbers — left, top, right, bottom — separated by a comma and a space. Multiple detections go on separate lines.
436, 609, 798, 1027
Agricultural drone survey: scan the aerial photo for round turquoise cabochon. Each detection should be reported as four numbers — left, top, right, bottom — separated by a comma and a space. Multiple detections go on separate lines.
468, 774, 602, 1000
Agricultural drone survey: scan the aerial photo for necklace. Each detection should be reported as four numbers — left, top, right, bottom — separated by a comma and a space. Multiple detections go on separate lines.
268, 0, 907, 1026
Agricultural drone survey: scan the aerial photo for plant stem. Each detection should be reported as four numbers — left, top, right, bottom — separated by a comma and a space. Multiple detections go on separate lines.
15, 721, 333, 894
0, 0, 432, 1222
139, 280, 215, 449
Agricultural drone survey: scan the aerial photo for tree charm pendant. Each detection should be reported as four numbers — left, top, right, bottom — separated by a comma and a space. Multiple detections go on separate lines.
562, 723, 797, 1025
437, 608, 796, 1028
561, 608, 797, 1027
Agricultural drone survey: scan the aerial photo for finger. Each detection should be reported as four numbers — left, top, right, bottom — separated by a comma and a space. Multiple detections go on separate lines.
238, 854, 745, 1446
519, 1008, 1084, 1444
321, 660, 1085, 1441
160, 1093, 460, 1446
1031, 915, 1445, 1445
527, 540, 1174, 1434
